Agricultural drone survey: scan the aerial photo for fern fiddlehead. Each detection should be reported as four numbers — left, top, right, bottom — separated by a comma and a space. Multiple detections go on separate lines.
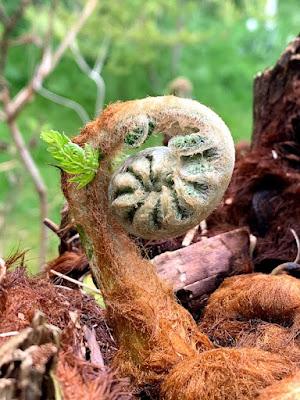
109, 100, 235, 240
58, 96, 234, 389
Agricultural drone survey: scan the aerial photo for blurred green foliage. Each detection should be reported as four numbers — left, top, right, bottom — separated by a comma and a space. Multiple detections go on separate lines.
0, 0, 299, 271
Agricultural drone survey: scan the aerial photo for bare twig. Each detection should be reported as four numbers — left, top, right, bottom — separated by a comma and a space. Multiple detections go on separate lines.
9, 34, 42, 47
7, 0, 97, 120
0, 331, 19, 338
0, 4, 8, 25
71, 37, 109, 115
54, 285, 73, 292
38, 85, 89, 123
182, 225, 199, 247
200, 220, 208, 237
270, 229, 300, 275
51, 0, 97, 70
0, 0, 31, 88
43, 218, 60, 235
49, 269, 102, 295
0, 0, 50, 269
93, 68, 106, 115
182, 220, 208, 247
5, 0, 31, 32
70, 41, 91, 73
249, 234, 257, 258
94, 37, 110, 74
5, 46, 53, 120
93, 37, 110, 114
66, 233, 80, 244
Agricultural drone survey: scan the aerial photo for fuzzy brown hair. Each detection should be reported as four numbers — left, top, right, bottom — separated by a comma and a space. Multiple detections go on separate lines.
201, 273, 300, 326
56, 347, 131, 399
0, 267, 112, 351
161, 348, 296, 400
56, 353, 131, 400
257, 371, 300, 400
199, 273, 300, 359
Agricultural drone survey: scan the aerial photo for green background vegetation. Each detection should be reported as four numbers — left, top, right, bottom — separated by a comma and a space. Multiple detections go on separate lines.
1, 0, 299, 271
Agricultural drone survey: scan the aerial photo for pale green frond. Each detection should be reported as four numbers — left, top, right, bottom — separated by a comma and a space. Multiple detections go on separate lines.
40, 130, 101, 188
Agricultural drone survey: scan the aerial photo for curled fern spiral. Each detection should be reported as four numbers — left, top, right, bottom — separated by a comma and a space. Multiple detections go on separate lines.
108, 98, 235, 240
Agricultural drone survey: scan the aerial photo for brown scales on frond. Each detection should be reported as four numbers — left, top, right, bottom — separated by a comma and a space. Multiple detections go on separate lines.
201, 273, 300, 325
199, 274, 300, 364
161, 348, 296, 400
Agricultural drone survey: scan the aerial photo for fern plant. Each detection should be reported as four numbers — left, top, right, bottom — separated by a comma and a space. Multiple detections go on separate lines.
40, 130, 100, 189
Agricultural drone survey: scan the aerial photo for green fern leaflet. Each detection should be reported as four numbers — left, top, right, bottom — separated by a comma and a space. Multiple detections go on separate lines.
40, 130, 100, 189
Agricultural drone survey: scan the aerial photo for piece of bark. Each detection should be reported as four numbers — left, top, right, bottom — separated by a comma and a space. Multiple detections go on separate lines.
153, 228, 253, 315
83, 326, 105, 369
252, 35, 300, 149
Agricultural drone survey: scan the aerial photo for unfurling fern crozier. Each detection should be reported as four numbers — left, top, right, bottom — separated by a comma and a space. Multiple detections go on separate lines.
108, 99, 235, 240
59, 96, 234, 389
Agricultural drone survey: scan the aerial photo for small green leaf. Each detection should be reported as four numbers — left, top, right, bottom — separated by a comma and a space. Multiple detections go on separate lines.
40, 130, 101, 188
82, 274, 106, 309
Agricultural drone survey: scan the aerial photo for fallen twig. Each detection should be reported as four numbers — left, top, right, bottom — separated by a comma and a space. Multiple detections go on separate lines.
49, 269, 101, 295
182, 225, 199, 247
44, 218, 60, 235
0, 331, 19, 338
